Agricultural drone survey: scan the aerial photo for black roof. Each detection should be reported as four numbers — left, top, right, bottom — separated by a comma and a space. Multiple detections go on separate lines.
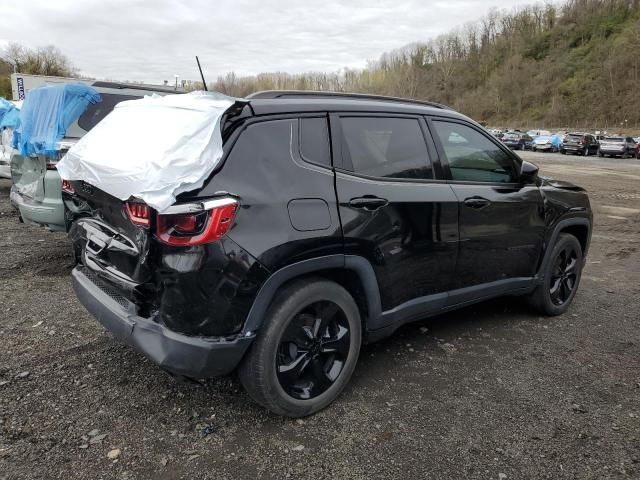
246, 90, 466, 120
91, 81, 182, 94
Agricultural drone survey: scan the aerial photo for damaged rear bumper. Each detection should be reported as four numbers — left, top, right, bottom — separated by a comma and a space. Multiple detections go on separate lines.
71, 266, 254, 378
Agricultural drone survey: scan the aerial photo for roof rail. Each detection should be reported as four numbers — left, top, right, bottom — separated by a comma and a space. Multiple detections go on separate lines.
247, 90, 451, 110
90, 81, 182, 95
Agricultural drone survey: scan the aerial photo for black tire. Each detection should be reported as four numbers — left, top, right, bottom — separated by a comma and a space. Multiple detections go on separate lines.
528, 233, 583, 316
598, 151, 604, 157
583, 146, 589, 157
238, 278, 362, 417
561, 149, 566, 155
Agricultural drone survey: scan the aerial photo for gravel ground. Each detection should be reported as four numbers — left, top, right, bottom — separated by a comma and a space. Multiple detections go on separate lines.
1, 151, 639, 480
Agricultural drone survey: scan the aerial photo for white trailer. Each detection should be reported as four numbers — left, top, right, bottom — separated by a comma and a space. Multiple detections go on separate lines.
10, 73, 92, 101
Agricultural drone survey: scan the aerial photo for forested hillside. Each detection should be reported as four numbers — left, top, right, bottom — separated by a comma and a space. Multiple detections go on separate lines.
205, 0, 640, 129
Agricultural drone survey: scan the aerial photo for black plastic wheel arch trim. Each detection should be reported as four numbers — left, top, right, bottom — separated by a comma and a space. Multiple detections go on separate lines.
534, 216, 591, 285
241, 255, 382, 335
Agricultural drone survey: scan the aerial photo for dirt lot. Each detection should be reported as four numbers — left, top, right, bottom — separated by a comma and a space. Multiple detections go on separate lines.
1, 151, 639, 480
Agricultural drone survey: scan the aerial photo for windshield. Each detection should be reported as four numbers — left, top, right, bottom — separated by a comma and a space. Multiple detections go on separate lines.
503, 133, 520, 140
603, 137, 624, 142
567, 134, 584, 140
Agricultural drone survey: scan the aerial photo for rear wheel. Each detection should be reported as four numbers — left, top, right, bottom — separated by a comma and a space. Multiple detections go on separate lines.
239, 278, 362, 417
528, 233, 583, 316
583, 146, 589, 157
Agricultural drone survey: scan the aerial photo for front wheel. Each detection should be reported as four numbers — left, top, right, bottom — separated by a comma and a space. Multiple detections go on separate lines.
527, 233, 583, 316
239, 278, 362, 417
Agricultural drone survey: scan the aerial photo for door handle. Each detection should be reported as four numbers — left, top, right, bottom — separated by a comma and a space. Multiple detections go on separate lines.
349, 196, 389, 211
463, 196, 491, 209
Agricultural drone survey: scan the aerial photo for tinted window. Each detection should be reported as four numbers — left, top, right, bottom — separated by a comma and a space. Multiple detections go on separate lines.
432, 121, 518, 183
299, 117, 331, 166
340, 117, 432, 180
77, 93, 139, 132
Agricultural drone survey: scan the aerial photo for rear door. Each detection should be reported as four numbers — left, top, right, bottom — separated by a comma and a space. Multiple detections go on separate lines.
428, 118, 545, 290
332, 113, 458, 320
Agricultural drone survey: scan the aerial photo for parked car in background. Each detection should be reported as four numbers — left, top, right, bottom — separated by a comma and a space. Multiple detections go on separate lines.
10, 82, 180, 231
62, 90, 592, 417
501, 132, 534, 150
598, 136, 637, 158
531, 134, 562, 152
560, 132, 599, 156
635, 141, 640, 159
527, 129, 551, 138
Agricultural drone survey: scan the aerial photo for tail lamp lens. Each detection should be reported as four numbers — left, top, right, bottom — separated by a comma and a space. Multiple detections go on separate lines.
156, 201, 237, 246
125, 201, 151, 228
61, 179, 74, 194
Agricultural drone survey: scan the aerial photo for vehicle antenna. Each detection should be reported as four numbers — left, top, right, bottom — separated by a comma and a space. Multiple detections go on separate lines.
196, 56, 208, 91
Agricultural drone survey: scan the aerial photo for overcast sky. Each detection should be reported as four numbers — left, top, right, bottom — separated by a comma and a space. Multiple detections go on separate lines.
3, 0, 549, 84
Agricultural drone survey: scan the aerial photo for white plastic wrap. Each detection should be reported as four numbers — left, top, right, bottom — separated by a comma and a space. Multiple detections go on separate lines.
57, 91, 239, 211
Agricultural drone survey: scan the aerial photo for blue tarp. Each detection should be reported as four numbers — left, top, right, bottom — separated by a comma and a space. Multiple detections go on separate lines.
0, 98, 20, 129
12, 84, 101, 157
534, 134, 562, 149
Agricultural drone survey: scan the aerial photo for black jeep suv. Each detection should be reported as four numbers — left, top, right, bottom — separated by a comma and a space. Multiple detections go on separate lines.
64, 91, 592, 417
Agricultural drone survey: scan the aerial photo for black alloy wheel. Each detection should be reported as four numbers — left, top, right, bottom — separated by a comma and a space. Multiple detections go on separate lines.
549, 245, 579, 306
276, 301, 351, 400
527, 233, 583, 316
239, 278, 361, 417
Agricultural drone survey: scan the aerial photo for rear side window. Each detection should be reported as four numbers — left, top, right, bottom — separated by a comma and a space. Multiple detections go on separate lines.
77, 93, 139, 132
340, 116, 433, 180
299, 117, 331, 167
432, 121, 518, 183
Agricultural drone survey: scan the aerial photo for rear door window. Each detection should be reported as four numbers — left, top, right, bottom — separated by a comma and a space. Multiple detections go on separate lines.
299, 117, 331, 167
339, 116, 433, 180
432, 120, 518, 183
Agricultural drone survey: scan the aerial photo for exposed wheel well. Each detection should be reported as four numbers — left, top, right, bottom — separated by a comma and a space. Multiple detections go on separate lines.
559, 224, 589, 254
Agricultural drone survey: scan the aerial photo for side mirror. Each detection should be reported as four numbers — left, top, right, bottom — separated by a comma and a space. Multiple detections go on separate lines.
520, 160, 539, 184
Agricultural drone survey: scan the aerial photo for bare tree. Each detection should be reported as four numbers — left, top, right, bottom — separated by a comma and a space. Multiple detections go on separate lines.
0, 43, 76, 77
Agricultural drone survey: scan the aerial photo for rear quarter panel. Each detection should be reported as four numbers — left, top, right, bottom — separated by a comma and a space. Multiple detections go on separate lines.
198, 116, 344, 271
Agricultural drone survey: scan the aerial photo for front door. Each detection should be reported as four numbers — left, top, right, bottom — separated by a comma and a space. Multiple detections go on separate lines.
429, 118, 546, 289
331, 114, 459, 322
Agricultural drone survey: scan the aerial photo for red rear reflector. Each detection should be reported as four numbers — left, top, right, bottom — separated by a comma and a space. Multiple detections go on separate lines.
156, 200, 237, 246
125, 201, 151, 228
61, 179, 74, 194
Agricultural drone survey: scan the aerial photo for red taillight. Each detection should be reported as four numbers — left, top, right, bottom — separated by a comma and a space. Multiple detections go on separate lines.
125, 201, 151, 228
156, 199, 237, 246
61, 179, 74, 194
